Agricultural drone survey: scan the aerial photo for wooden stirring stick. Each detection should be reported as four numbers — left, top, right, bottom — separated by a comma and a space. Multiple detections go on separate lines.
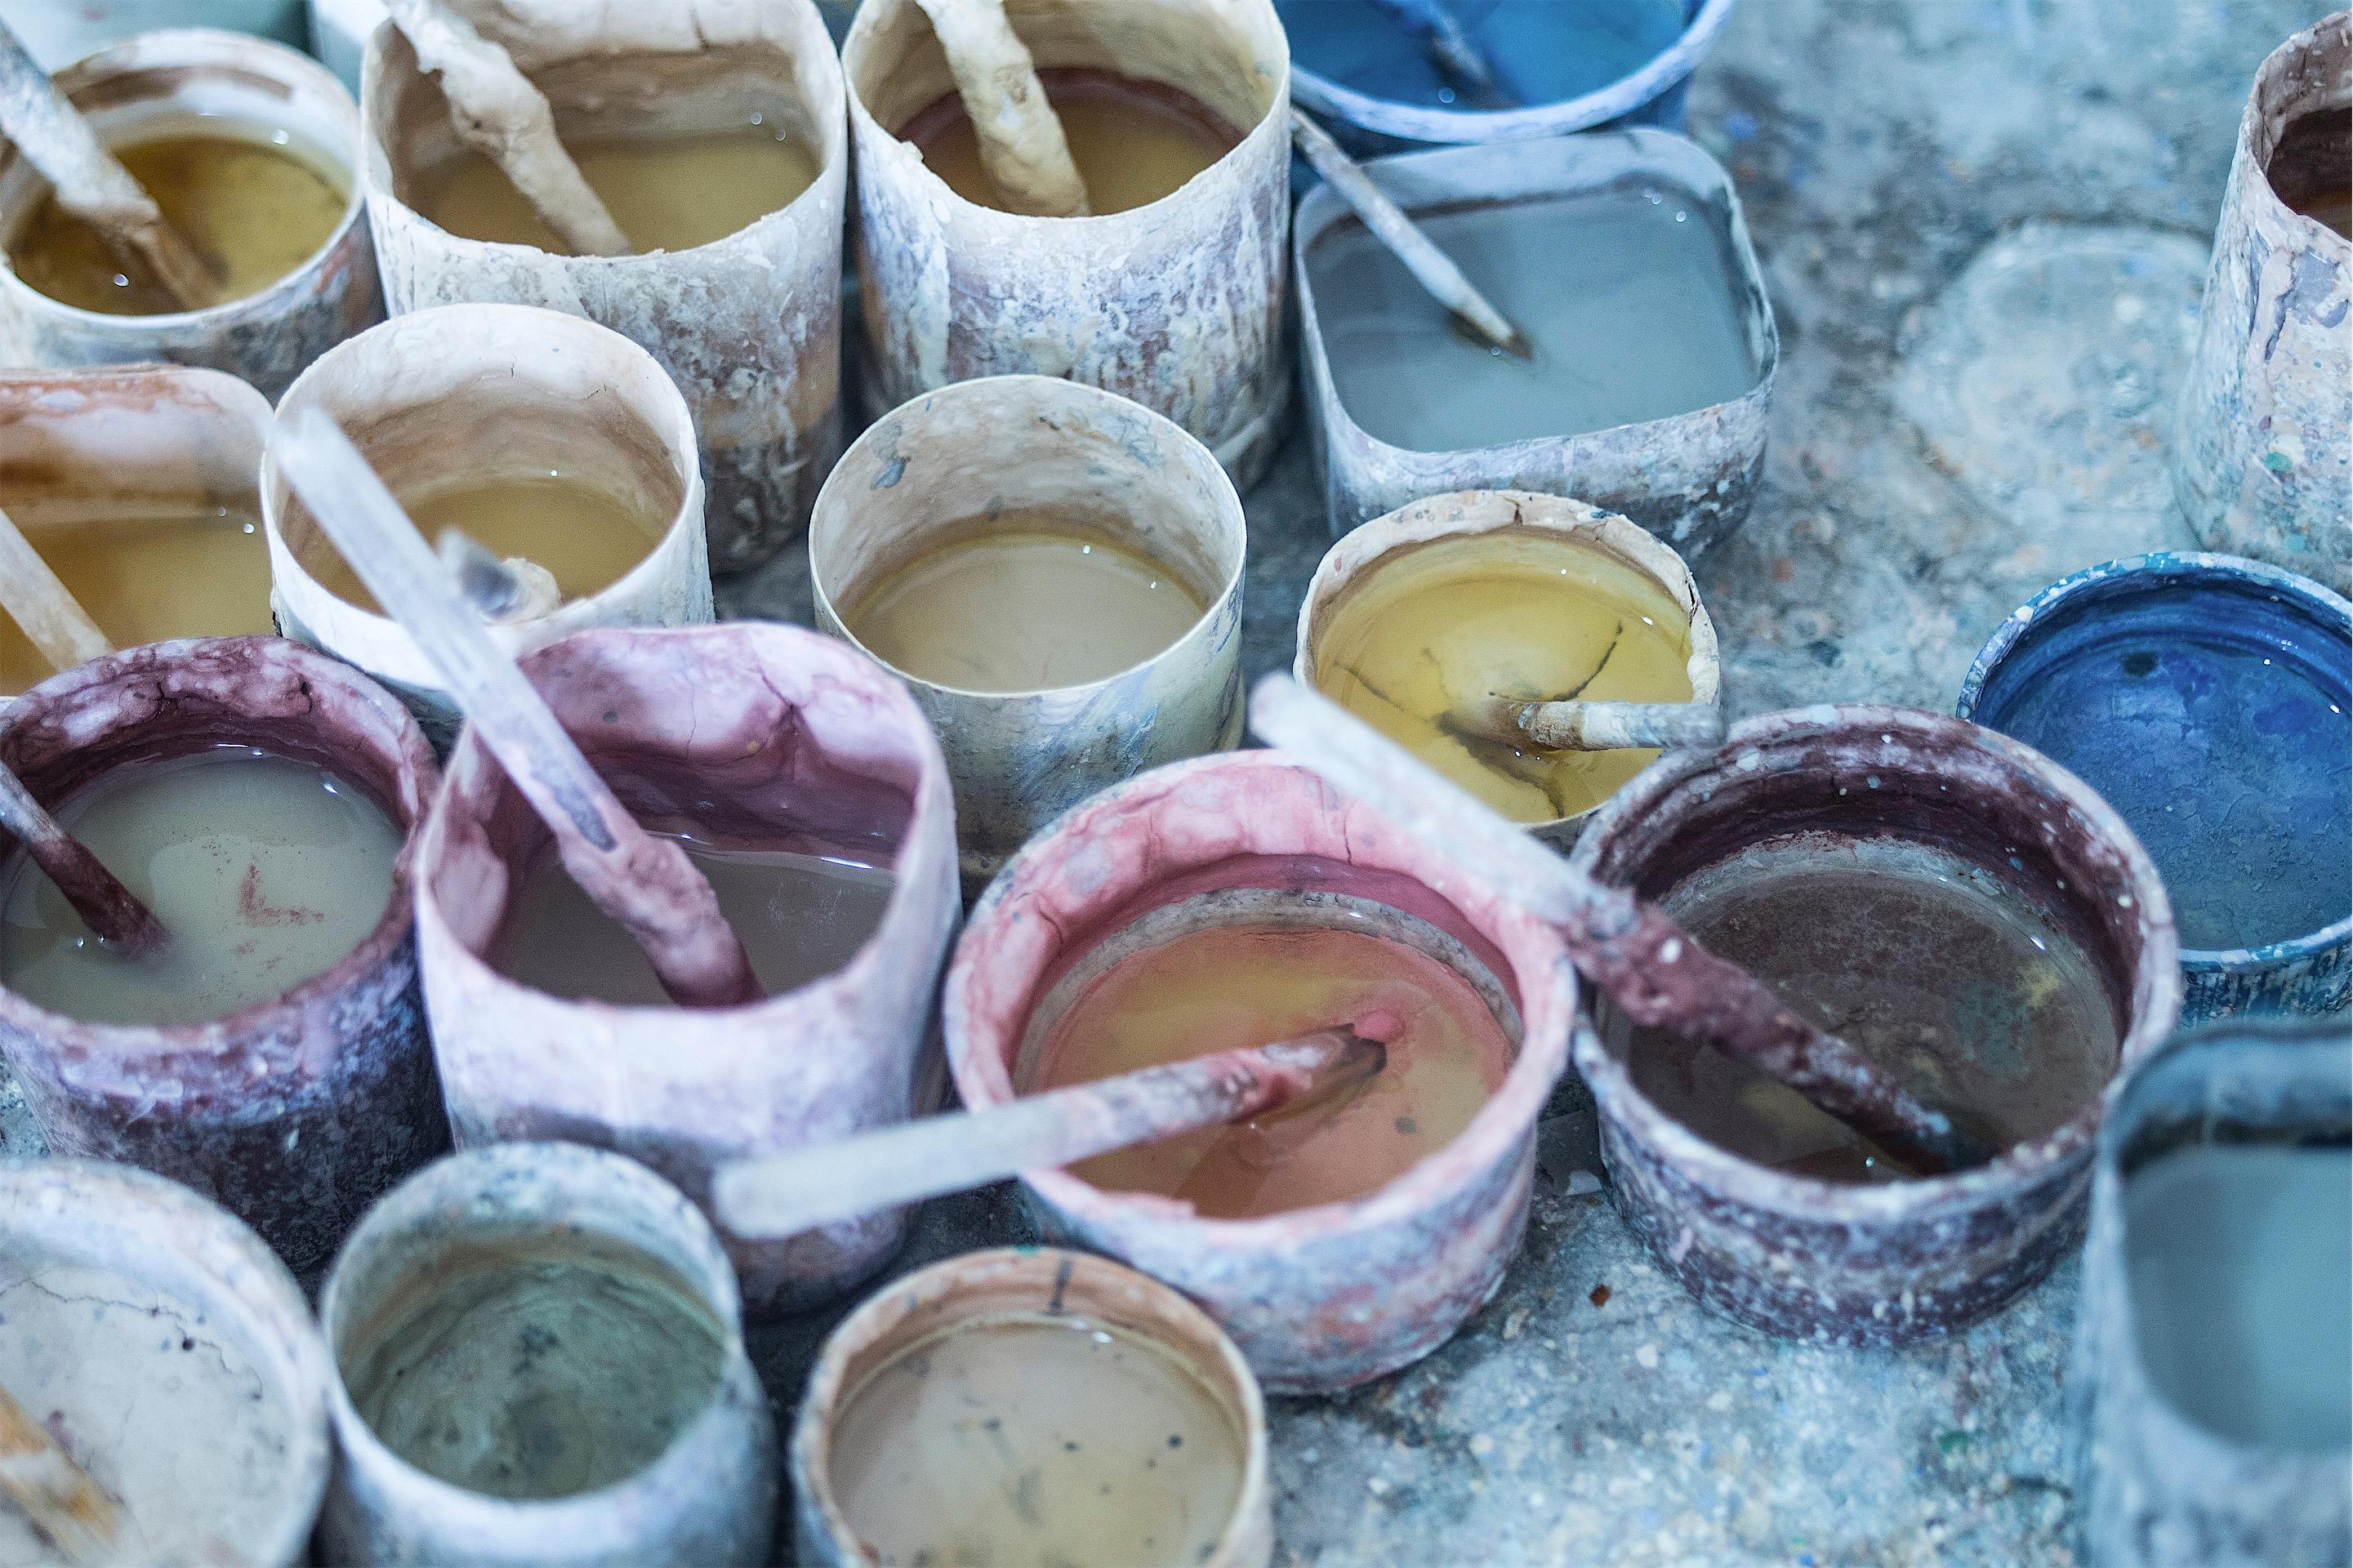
0, 759, 169, 956
381, 0, 631, 256
0, 505, 109, 677
273, 409, 760, 1008
1455, 695, 1728, 753
1290, 109, 1533, 359
1250, 675, 1990, 1174
0, 1385, 124, 1566
911, 0, 1091, 216
0, 20, 216, 311
717, 1026, 1384, 1237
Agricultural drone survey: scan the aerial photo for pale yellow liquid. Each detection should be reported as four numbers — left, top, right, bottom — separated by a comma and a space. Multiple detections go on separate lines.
416, 127, 818, 254
0, 747, 402, 1027
8, 131, 349, 314
299, 472, 662, 615
1032, 922, 1513, 1219
0, 509, 273, 695
844, 514, 1209, 693
829, 1313, 1246, 1568
492, 830, 894, 1006
1313, 529, 1696, 823
904, 69, 1240, 215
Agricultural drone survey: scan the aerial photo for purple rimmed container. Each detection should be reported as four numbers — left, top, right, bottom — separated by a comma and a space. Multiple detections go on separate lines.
1567, 706, 2182, 1344
0, 636, 445, 1267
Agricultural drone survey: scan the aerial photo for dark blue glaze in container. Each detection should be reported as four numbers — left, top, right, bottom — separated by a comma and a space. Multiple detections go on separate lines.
1959, 553, 2351, 1022
1281, 0, 1736, 150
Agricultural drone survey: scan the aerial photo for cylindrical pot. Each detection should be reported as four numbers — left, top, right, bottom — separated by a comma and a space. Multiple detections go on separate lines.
1294, 488, 1721, 852
791, 1246, 1273, 1568
943, 748, 1578, 1392
1959, 551, 2351, 1022
811, 375, 1247, 894
413, 623, 960, 1318
262, 302, 714, 742
0, 28, 383, 399
361, 0, 849, 572
2173, 11, 2351, 594
1569, 706, 2183, 1344
0, 363, 274, 700
318, 1142, 778, 1568
841, 0, 1292, 487
2071, 1018, 2351, 1568
0, 636, 446, 1268
0, 1158, 332, 1568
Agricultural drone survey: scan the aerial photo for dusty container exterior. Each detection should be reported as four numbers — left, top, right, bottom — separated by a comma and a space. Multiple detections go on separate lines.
318, 1142, 778, 1568
412, 623, 960, 1318
0, 1158, 333, 1568
0, 28, 384, 399
2071, 1018, 2352, 1568
0, 363, 271, 699
1958, 552, 2352, 1022
2173, 12, 2351, 595
811, 375, 1247, 893
362, 0, 848, 572
841, 0, 1292, 488
1293, 488, 1722, 853
263, 303, 714, 742
1568, 706, 2183, 1345
0, 637, 446, 1268
1295, 128, 1778, 549
943, 748, 1579, 1392
791, 1246, 1273, 1568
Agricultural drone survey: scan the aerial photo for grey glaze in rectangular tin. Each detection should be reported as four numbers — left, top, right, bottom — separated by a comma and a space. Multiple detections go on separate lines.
1294, 128, 1778, 551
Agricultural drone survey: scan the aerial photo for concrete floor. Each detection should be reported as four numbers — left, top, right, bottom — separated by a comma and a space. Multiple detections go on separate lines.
0, 0, 2327, 1563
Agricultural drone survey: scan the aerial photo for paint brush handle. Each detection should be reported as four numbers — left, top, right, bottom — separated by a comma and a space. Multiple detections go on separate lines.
1289, 109, 1531, 359
381, 0, 631, 256
715, 1027, 1384, 1238
0, 1384, 123, 1566
0, 20, 213, 310
1468, 696, 1728, 752
0, 758, 169, 956
273, 409, 762, 1009
911, 0, 1090, 216
0, 504, 109, 676
1249, 675, 1988, 1174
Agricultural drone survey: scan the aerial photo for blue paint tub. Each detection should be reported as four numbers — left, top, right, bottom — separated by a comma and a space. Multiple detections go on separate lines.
1959, 553, 2352, 1022
1280, 0, 1738, 149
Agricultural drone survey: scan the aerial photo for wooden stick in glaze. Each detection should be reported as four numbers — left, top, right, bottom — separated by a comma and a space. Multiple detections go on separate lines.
1250, 675, 1989, 1174
911, 0, 1091, 216
0, 20, 215, 310
0, 505, 109, 676
1458, 695, 1728, 753
273, 409, 761, 1008
715, 1026, 1385, 1237
1290, 109, 1532, 359
381, 0, 631, 256
0, 757, 170, 956
0, 1384, 123, 1566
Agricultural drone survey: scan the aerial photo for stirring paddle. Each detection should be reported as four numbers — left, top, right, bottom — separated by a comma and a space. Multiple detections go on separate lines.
0, 1383, 124, 1566
911, 0, 1091, 216
0, 20, 216, 310
1290, 109, 1532, 359
1250, 675, 1990, 1175
272, 409, 760, 1008
1453, 695, 1727, 753
0, 758, 170, 956
381, 0, 631, 256
715, 1025, 1385, 1238
0, 504, 109, 677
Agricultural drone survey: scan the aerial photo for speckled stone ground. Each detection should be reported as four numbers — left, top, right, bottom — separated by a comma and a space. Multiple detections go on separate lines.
0, 1, 2323, 1562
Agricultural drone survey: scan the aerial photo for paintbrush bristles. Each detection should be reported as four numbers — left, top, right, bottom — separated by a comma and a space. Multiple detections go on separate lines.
715, 1026, 1384, 1239
0, 1385, 123, 1566
1459, 695, 1728, 753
